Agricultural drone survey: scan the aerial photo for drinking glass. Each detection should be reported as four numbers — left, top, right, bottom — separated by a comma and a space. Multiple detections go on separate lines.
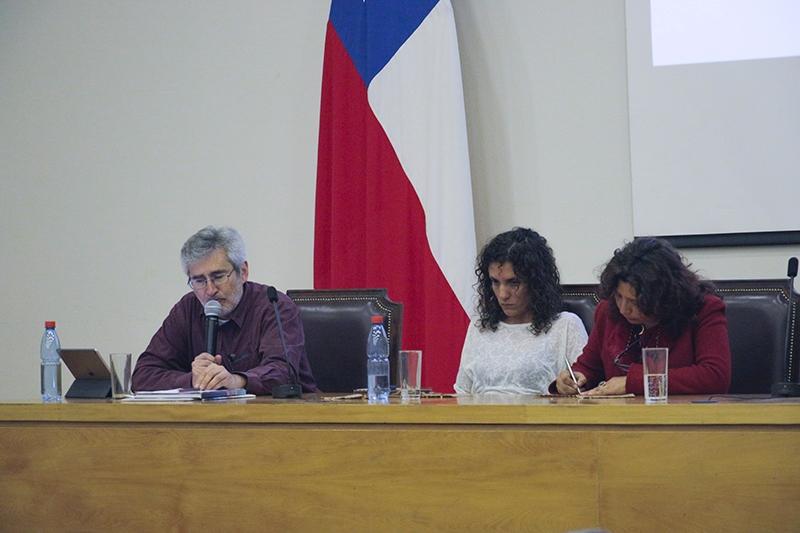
398, 350, 422, 403
642, 347, 668, 403
109, 353, 132, 399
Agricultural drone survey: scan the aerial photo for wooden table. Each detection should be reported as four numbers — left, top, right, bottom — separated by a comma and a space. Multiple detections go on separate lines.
1, 395, 798, 532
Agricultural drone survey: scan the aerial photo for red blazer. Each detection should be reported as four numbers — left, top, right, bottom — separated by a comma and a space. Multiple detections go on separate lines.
573, 294, 731, 394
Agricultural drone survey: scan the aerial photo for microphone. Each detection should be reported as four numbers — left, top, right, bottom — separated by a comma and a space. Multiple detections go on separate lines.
267, 286, 302, 398
772, 257, 800, 397
789, 257, 799, 278
204, 300, 222, 355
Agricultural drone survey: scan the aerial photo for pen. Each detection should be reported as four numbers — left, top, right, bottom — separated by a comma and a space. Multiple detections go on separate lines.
564, 356, 582, 395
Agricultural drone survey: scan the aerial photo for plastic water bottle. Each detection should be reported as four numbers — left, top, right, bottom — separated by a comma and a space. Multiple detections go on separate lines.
40, 321, 62, 403
366, 315, 390, 404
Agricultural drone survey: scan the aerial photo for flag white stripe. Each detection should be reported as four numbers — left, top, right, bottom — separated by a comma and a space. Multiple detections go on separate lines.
368, 0, 476, 314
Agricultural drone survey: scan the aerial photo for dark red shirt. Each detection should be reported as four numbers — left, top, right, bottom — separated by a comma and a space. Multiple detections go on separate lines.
132, 282, 317, 395
571, 294, 731, 394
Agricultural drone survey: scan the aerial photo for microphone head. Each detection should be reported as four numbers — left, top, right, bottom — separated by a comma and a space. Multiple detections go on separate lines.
267, 286, 279, 303
789, 257, 798, 278
204, 299, 222, 318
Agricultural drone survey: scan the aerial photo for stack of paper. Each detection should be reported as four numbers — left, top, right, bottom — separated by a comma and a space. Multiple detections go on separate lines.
121, 388, 254, 402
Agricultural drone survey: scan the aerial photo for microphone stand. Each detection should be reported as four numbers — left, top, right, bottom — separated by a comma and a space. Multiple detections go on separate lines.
268, 286, 302, 399
772, 257, 800, 397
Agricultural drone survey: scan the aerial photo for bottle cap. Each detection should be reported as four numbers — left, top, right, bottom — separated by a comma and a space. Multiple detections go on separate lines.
371, 315, 384, 324
45, 321, 56, 329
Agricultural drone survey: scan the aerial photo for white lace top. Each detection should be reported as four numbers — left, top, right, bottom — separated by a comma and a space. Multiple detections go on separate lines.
453, 312, 588, 395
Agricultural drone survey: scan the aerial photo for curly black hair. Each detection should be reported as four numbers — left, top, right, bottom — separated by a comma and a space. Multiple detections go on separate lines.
476, 227, 562, 335
599, 237, 715, 337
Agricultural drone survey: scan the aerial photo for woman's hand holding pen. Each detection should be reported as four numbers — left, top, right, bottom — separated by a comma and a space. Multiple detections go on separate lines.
555, 369, 586, 394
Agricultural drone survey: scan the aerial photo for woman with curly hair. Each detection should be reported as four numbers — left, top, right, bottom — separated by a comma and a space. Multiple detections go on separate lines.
454, 227, 587, 394
554, 237, 731, 396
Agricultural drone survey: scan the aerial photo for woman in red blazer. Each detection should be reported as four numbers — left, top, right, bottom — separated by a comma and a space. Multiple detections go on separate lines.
554, 238, 731, 396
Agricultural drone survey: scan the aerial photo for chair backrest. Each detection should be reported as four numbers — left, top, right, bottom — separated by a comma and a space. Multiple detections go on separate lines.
287, 288, 403, 393
561, 280, 798, 394
715, 280, 796, 393
561, 284, 601, 333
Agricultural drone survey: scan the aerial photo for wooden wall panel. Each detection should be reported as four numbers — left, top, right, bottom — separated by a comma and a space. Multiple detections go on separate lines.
1, 398, 798, 532
598, 430, 800, 533
1, 425, 601, 532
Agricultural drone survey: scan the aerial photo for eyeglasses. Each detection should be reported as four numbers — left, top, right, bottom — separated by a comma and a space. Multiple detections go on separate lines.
612, 325, 645, 373
188, 268, 235, 290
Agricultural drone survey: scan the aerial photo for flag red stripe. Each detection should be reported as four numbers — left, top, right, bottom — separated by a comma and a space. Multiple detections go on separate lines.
315, 22, 468, 392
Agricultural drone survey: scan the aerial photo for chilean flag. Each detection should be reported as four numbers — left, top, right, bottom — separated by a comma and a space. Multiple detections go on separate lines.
315, 0, 476, 392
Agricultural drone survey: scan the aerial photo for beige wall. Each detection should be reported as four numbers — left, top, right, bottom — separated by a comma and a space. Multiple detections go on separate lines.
1, 0, 797, 400
454, 0, 799, 282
